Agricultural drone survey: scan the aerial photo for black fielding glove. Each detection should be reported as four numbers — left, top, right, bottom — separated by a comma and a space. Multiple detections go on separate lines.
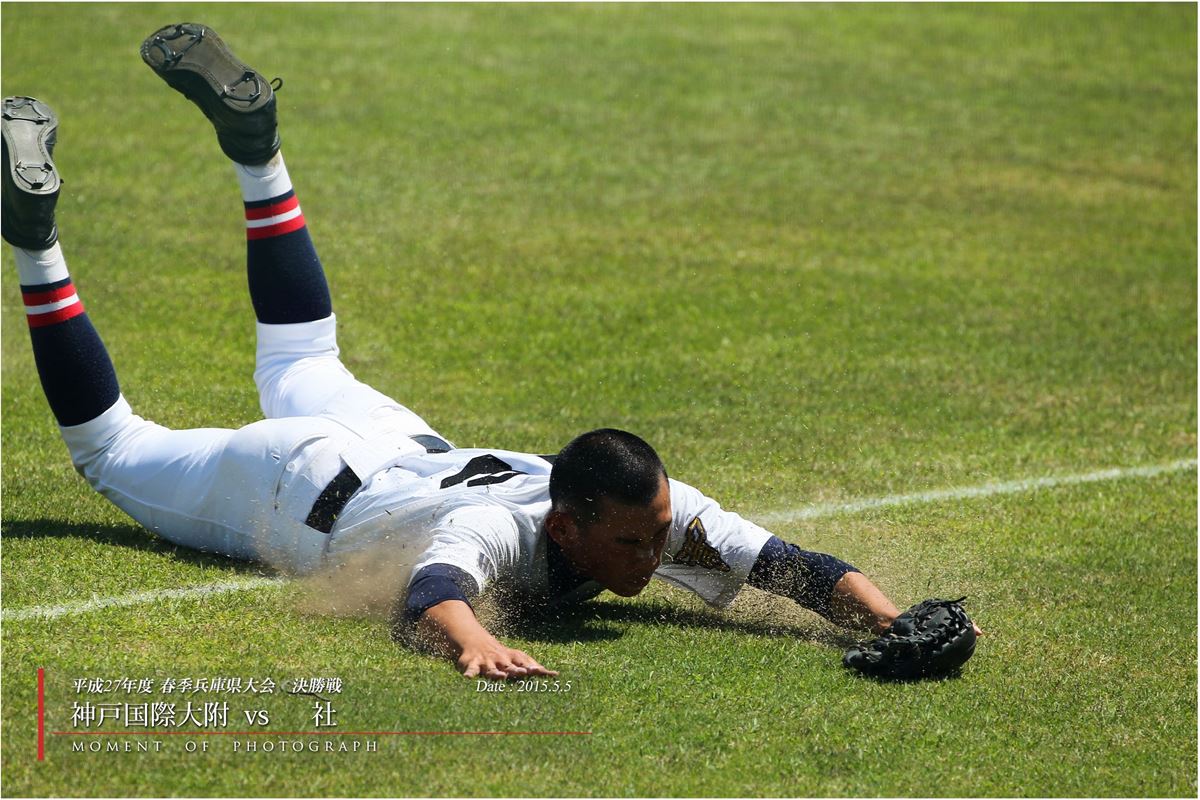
843, 597, 977, 680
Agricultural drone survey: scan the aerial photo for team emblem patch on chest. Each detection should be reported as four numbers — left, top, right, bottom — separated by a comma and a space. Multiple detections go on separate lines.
675, 517, 731, 572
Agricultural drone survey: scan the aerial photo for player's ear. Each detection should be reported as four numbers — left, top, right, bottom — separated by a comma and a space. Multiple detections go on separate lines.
545, 508, 580, 546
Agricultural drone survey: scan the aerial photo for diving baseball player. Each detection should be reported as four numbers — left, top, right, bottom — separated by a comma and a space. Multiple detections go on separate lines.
4, 24, 978, 681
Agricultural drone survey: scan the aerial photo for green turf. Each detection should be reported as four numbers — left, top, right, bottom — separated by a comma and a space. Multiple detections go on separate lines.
2, 2, 1196, 796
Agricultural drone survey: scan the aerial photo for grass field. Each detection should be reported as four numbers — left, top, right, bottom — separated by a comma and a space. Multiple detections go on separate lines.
2, 3, 1196, 796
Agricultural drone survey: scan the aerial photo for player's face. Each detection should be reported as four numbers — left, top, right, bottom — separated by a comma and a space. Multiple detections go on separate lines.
554, 477, 673, 597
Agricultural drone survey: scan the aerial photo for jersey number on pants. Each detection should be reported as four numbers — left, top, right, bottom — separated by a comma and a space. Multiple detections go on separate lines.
439, 454, 526, 490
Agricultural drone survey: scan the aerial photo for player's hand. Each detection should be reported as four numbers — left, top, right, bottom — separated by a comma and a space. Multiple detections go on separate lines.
457, 642, 558, 680
416, 599, 558, 679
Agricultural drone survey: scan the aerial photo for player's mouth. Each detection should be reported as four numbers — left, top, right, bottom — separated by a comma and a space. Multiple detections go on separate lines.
608, 570, 654, 597
629, 571, 655, 591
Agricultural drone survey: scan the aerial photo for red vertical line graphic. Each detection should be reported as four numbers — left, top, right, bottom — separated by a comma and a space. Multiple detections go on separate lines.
37, 668, 45, 761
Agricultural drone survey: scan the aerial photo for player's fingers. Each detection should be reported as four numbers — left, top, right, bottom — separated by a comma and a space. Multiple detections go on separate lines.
460, 661, 480, 678
493, 658, 528, 678
512, 652, 558, 676
475, 656, 510, 681
507, 652, 535, 670
521, 660, 558, 676
973, 622, 985, 636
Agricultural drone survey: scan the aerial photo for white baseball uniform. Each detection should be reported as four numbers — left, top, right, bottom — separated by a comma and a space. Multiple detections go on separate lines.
59, 313, 773, 606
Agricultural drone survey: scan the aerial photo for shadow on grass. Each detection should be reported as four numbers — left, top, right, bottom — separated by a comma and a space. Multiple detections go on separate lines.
0, 518, 276, 576
843, 663, 970, 684
391, 597, 858, 669
7, 519, 868, 660
504, 596, 861, 651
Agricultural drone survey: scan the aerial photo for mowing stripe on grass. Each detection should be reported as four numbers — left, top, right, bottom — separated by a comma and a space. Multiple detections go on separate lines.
3, 458, 1193, 622
753, 457, 1196, 526
1, 577, 286, 622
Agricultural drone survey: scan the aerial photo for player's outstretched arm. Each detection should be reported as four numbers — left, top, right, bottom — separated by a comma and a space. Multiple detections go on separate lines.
827, 572, 902, 634
416, 600, 558, 679
828, 572, 985, 636
746, 537, 984, 636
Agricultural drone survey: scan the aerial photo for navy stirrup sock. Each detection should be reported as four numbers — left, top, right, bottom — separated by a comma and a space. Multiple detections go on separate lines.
16, 244, 120, 427
236, 155, 332, 324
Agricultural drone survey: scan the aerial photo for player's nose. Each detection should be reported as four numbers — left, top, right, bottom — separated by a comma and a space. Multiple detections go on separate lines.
633, 547, 660, 574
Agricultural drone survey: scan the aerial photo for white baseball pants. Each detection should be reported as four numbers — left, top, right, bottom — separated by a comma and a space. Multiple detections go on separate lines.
58, 314, 447, 574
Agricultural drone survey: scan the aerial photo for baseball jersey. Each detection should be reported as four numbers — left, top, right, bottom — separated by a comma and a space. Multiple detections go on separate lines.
327, 447, 774, 608
57, 313, 781, 610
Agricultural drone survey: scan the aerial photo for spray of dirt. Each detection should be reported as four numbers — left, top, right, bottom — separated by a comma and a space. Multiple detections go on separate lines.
292, 545, 418, 621
281, 512, 986, 656
286, 540, 520, 659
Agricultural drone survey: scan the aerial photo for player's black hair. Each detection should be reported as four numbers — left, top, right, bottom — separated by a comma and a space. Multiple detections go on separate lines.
549, 428, 668, 525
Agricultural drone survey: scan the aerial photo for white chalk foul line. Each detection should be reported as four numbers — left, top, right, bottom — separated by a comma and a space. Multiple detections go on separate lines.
752, 457, 1196, 526
2, 578, 287, 622
2, 458, 1194, 623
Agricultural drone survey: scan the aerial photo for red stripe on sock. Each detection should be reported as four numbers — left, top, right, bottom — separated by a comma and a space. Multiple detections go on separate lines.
244, 195, 300, 221
27, 301, 85, 328
246, 214, 307, 240
22, 283, 77, 306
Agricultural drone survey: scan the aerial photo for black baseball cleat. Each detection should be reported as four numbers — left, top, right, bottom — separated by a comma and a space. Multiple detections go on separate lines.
141, 23, 281, 165
2, 96, 61, 250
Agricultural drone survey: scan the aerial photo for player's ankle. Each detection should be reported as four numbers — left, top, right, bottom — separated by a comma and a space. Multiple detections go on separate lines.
234, 152, 292, 204
236, 152, 284, 180
13, 241, 68, 285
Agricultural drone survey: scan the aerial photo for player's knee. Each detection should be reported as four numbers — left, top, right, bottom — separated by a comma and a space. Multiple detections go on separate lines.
254, 357, 354, 420
56, 396, 141, 477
